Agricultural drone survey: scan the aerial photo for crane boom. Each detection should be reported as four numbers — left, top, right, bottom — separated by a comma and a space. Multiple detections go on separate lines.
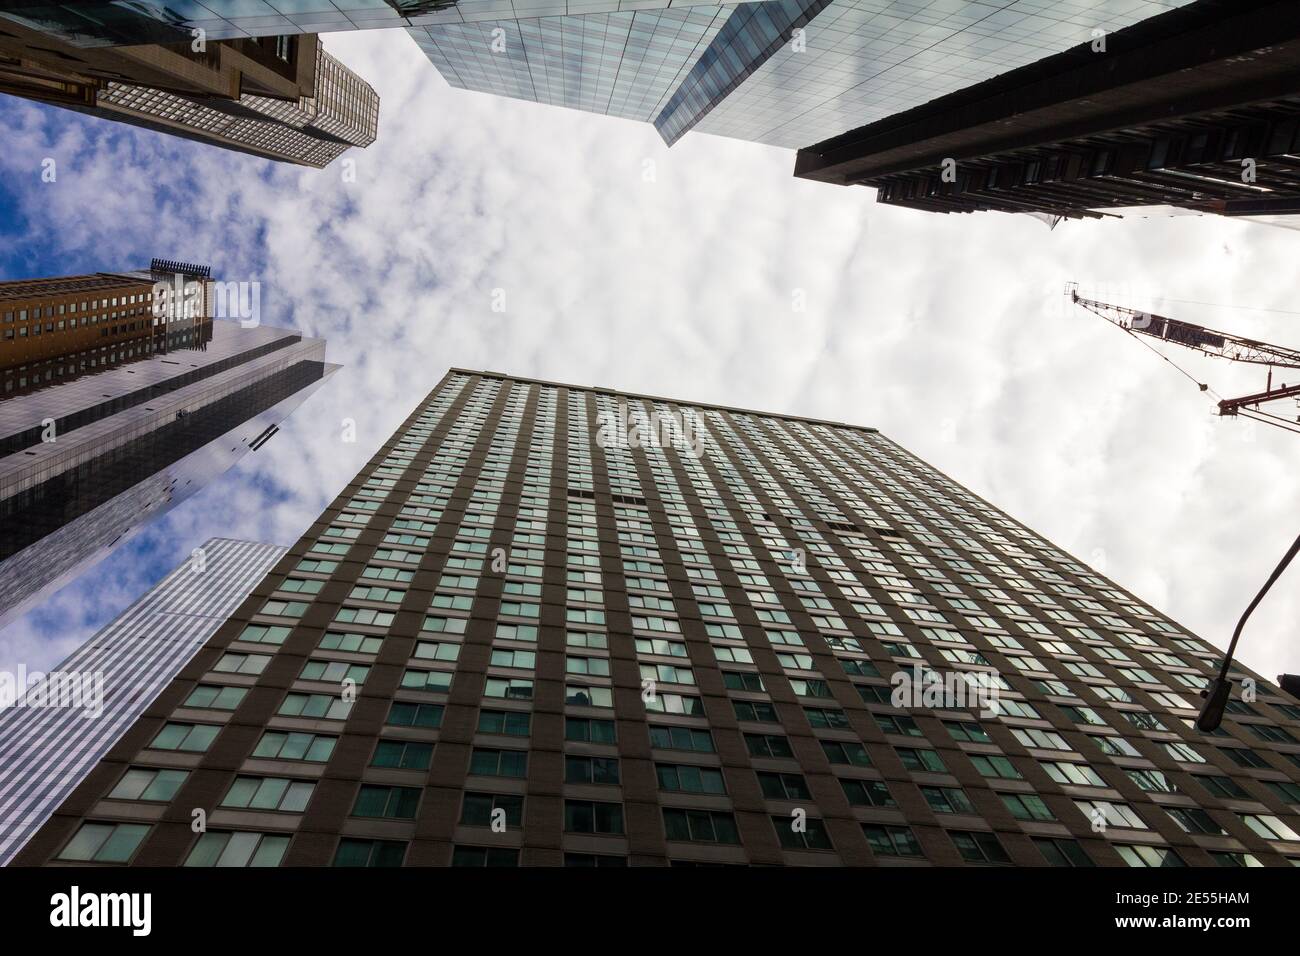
1068, 287, 1300, 369
1066, 283, 1300, 436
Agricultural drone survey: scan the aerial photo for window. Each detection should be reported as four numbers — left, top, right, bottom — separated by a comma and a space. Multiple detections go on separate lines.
1076, 800, 1147, 830
565, 800, 624, 834
804, 707, 848, 728
1011, 727, 1070, 750
745, 732, 793, 758
372, 739, 433, 770
327, 605, 394, 627
451, 846, 519, 867
182, 685, 247, 710
896, 747, 946, 773
415, 641, 461, 663
969, 754, 1021, 779
388, 701, 443, 728
108, 768, 189, 802
656, 763, 724, 794
1041, 761, 1104, 786
567, 755, 620, 785
841, 778, 894, 807
470, 747, 528, 778
221, 776, 314, 813
875, 713, 923, 737
487, 677, 534, 700
1115, 844, 1185, 868
353, 785, 420, 819
333, 839, 407, 867
650, 725, 713, 752
1034, 837, 1094, 867
1164, 741, 1205, 763
922, 786, 975, 814
185, 831, 289, 867
569, 656, 610, 676
214, 652, 270, 675
862, 824, 923, 858
1164, 807, 1224, 835
279, 692, 352, 720
479, 709, 531, 736
736, 700, 779, 722
261, 600, 308, 618
58, 822, 150, 863
320, 631, 383, 654
1196, 774, 1250, 799
758, 771, 811, 800
722, 671, 763, 691
237, 624, 290, 645
1264, 781, 1300, 805
944, 720, 992, 743
150, 722, 219, 752
461, 792, 524, 828
1002, 793, 1055, 821
401, 668, 453, 693
821, 740, 871, 766
566, 717, 616, 743
252, 731, 336, 762
950, 830, 1011, 864
1239, 813, 1300, 841
662, 808, 740, 844
1128, 769, 1176, 793
300, 660, 369, 683
772, 815, 834, 850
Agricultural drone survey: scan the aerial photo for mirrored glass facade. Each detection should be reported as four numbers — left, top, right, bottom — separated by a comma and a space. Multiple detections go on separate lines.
2, 2, 1198, 151
411, 0, 1197, 148
0, 268, 338, 631
13, 370, 1300, 868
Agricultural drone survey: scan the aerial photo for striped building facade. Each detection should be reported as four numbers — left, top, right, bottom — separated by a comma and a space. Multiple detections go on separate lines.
0, 538, 287, 865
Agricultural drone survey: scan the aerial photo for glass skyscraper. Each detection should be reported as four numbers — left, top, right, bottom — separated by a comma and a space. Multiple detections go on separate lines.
415, 0, 1199, 149
12, 370, 1300, 867
0, 537, 288, 866
0, 263, 337, 630
3, 1, 1197, 150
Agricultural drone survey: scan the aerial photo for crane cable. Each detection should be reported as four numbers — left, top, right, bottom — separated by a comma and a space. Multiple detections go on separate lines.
1117, 323, 1222, 400
1075, 296, 1300, 431
1152, 296, 1300, 317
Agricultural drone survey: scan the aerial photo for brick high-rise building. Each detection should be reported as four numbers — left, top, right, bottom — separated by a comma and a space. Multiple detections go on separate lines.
13, 370, 1300, 867
1, 259, 210, 393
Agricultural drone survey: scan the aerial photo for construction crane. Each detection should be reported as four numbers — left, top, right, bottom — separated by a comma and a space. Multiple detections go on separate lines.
1067, 283, 1300, 437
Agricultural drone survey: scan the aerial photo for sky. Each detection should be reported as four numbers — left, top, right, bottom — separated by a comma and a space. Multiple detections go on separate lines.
0, 26, 1298, 687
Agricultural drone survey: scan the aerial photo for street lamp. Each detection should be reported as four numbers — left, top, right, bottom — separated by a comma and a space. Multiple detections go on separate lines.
1197, 528, 1300, 732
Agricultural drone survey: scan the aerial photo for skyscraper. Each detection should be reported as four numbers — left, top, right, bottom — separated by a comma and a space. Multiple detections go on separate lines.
413, 0, 1200, 150
0, 18, 378, 167
2, 1, 1195, 152
0, 537, 288, 866
794, 0, 1300, 219
12, 370, 1300, 867
0, 260, 338, 630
